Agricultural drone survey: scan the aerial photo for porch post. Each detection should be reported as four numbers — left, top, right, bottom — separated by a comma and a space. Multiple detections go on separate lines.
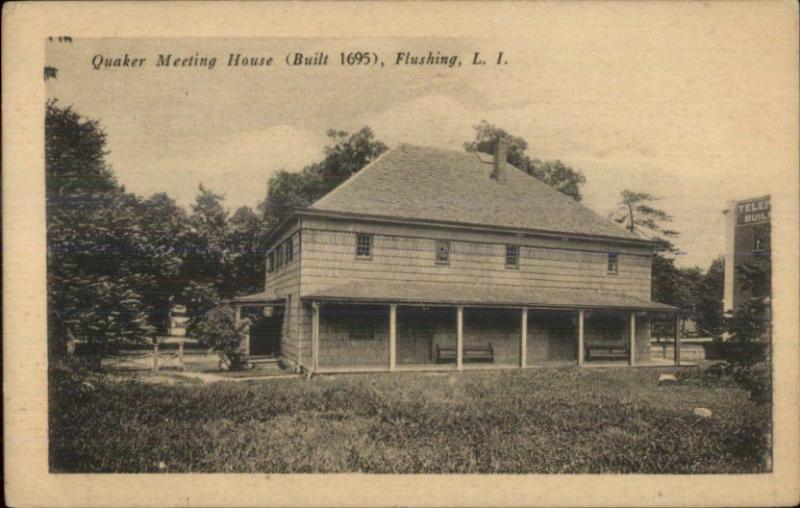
456, 306, 464, 371
520, 307, 528, 368
312, 302, 320, 373
674, 312, 681, 366
629, 312, 636, 366
578, 309, 585, 367
389, 304, 397, 371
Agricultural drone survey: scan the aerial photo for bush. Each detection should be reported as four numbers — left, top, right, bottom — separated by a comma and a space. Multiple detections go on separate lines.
191, 304, 249, 370
731, 363, 772, 405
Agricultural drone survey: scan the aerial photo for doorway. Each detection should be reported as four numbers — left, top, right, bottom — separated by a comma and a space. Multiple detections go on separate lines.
248, 306, 284, 356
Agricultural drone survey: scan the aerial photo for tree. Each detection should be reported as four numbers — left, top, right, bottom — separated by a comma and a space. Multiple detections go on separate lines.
46, 101, 157, 361
182, 281, 222, 339
650, 255, 684, 307
722, 259, 771, 403
259, 127, 388, 227
694, 256, 725, 336
464, 120, 586, 201
135, 193, 190, 332
610, 190, 685, 308
611, 190, 680, 254
260, 170, 325, 228
226, 206, 270, 295
181, 185, 231, 293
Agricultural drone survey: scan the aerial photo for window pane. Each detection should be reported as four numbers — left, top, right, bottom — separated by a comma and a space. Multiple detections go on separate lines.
607, 254, 618, 273
436, 241, 450, 263
506, 245, 519, 266
356, 234, 372, 257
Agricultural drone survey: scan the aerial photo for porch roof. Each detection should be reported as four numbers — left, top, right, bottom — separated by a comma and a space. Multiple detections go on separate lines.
303, 281, 676, 312
231, 292, 286, 305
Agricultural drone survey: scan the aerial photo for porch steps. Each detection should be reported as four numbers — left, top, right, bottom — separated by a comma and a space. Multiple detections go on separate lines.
247, 355, 281, 366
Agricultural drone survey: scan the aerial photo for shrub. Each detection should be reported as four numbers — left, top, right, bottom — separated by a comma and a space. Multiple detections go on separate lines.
731, 363, 772, 405
718, 259, 771, 402
192, 304, 249, 370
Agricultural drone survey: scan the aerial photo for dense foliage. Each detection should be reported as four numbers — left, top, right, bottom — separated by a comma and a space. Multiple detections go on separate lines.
46, 100, 158, 363
45, 102, 267, 360
191, 305, 250, 370
464, 120, 587, 201
724, 259, 772, 402
50, 367, 770, 473
258, 127, 389, 228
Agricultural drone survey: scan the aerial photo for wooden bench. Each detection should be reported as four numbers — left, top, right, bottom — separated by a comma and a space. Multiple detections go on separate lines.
435, 343, 494, 364
585, 343, 629, 361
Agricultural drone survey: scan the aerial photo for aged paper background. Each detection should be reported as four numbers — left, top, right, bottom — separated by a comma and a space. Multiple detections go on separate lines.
3, 1, 799, 506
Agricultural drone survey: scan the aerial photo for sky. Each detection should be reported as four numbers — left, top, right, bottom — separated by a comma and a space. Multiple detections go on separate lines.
45, 25, 793, 269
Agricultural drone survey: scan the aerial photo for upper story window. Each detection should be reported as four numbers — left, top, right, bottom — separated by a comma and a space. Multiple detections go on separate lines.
267, 235, 299, 274
505, 245, 519, 268
435, 241, 450, 265
356, 233, 373, 258
286, 237, 294, 263
607, 253, 619, 275
267, 251, 274, 272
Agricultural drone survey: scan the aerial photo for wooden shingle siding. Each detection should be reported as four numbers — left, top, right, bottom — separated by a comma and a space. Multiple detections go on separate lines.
299, 223, 652, 301
318, 304, 389, 367
263, 223, 303, 366
526, 311, 578, 363
462, 308, 521, 365
396, 306, 456, 364
302, 217, 651, 256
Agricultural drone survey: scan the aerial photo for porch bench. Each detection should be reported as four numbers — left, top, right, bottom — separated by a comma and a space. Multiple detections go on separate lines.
435, 343, 494, 364
585, 343, 629, 360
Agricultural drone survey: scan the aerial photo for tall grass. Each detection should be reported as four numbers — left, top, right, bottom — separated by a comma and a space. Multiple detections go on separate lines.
50, 365, 770, 473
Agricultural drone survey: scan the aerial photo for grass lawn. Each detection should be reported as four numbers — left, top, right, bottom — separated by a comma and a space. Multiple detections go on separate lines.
49, 365, 770, 473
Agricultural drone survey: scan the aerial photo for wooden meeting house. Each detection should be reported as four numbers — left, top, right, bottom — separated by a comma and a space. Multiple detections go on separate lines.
233, 143, 681, 374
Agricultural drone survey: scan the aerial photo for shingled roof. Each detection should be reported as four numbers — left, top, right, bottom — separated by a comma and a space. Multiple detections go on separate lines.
310, 144, 641, 241
304, 280, 675, 311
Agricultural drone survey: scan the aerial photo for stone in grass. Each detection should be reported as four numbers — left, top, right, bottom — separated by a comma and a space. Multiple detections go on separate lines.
692, 407, 713, 418
658, 373, 678, 385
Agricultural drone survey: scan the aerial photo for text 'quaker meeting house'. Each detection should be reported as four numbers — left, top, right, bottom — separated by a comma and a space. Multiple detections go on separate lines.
233, 142, 680, 374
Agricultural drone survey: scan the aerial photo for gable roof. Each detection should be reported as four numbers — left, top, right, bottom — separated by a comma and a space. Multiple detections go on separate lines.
310, 144, 641, 241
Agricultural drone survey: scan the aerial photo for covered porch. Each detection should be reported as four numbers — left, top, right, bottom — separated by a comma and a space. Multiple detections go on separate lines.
303, 281, 682, 374
231, 292, 287, 360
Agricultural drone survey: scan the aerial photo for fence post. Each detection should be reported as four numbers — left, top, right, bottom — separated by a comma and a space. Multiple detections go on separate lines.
456, 306, 464, 371
389, 304, 397, 371
578, 309, 585, 367
674, 313, 681, 365
520, 307, 528, 368
152, 339, 159, 372
629, 312, 636, 366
